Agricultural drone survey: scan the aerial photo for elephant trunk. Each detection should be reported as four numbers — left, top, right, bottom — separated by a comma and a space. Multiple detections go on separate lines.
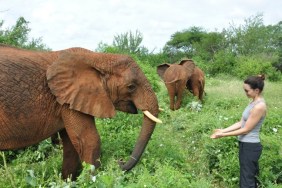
119, 115, 156, 171
119, 82, 160, 171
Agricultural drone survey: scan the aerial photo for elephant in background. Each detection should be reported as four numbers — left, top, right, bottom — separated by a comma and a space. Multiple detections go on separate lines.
0, 45, 162, 180
157, 59, 205, 110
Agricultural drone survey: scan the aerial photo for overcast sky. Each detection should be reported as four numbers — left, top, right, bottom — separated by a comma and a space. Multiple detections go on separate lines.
1, 0, 281, 52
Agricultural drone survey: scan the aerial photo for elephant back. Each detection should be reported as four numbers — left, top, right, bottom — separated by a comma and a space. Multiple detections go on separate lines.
163, 65, 191, 83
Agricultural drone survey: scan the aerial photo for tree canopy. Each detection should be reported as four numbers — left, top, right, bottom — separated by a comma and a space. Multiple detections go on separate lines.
96, 30, 149, 55
0, 17, 49, 50
164, 14, 281, 61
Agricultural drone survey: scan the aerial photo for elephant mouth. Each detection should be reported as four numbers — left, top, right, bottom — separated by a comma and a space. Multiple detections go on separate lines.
114, 100, 162, 124
114, 100, 138, 114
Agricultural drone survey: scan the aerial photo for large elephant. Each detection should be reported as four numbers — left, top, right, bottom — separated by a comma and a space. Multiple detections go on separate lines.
0, 45, 162, 180
157, 59, 205, 110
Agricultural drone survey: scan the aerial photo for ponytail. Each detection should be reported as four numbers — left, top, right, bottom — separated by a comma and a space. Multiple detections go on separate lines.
257, 74, 266, 81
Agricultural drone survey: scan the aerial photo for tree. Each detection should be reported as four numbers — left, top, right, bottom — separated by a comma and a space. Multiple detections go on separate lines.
96, 30, 149, 55
193, 32, 226, 61
268, 21, 282, 71
164, 26, 204, 56
223, 13, 274, 56
163, 26, 225, 61
0, 17, 49, 50
114, 30, 144, 53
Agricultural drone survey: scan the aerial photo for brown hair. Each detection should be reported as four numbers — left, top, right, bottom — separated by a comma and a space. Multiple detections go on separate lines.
244, 74, 265, 92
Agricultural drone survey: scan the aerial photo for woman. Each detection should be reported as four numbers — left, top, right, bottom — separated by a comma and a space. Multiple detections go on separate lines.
210, 75, 267, 188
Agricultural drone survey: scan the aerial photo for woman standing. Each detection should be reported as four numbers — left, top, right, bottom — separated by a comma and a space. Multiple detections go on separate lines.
210, 75, 267, 188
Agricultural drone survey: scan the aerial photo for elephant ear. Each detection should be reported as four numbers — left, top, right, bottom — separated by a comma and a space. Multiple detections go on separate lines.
179, 59, 196, 75
46, 51, 115, 118
157, 63, 170, 80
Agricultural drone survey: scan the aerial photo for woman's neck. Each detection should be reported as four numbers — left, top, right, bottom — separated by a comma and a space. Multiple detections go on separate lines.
253, 95, 263, 102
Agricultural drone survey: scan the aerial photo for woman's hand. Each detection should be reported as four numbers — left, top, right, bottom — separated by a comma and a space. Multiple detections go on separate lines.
210, 129, 224, 139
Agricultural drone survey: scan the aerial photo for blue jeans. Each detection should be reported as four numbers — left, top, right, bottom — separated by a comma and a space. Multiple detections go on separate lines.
239, 141, 262, 188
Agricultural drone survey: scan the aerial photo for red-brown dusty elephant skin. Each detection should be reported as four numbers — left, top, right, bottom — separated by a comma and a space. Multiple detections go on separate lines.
157, 59, 205, 110
0, 45, 162, 180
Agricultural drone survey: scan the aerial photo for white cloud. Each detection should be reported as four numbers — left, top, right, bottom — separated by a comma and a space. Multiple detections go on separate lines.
1, 0, 281, 51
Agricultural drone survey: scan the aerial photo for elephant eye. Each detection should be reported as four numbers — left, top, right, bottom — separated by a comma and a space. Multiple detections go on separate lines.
127, 84, 136, 92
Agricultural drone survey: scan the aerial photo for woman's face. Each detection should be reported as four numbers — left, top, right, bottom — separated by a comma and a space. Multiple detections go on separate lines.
243, 83, 259, 99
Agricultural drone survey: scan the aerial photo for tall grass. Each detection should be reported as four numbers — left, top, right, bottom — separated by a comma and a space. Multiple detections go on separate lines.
1, 75, 281, 187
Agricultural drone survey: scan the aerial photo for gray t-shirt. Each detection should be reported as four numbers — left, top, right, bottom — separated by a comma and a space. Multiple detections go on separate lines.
238, 100, 265, 143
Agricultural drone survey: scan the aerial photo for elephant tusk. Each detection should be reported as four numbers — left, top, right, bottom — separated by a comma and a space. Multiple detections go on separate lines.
143, 110, 162, 124
159, 108, 164, 112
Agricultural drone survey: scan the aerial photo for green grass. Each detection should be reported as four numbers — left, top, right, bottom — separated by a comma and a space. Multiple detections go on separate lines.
1, 75, 282, 188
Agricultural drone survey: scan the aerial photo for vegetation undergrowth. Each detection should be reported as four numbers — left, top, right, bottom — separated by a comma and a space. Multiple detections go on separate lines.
1, 75, 281, 188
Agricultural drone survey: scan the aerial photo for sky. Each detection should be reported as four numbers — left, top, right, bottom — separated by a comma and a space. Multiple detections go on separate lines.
1, 0, 281, 52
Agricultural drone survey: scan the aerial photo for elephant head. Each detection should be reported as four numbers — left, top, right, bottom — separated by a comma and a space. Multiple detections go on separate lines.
157, 59, 204, 110
46, 49, 162, 172
0, 46, 161, 180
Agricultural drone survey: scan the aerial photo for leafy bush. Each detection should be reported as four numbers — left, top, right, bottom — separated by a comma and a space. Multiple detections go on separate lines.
259, 134, 282, 185
133, 56, 161, 93
265, 66, 282, 81
139, 52, 168, 67
232, 56, 280, 81
207, 50, 236, 76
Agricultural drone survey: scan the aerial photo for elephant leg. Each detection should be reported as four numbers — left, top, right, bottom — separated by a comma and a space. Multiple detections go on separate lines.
51, 133, 60, 145
189, 80, 200, 100
193, 80, 205, 101
198, 89, 203, 101
175, 94, 182, 110
170, 95, 176, 110
166, 84, 176, 110
193, 88, 200, 100
175, 82, 186, 110
61, 109, 101, 172
59, 129, 82, 180
199, 80, 205, 101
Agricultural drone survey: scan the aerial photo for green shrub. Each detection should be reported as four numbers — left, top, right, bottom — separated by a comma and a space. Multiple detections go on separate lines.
134, 57, 161, 93
139, 52, 168, 67
208, 50, 236, 76
259, 134, 282, 185
233, 56, 275, 79
265, 66, 282, 81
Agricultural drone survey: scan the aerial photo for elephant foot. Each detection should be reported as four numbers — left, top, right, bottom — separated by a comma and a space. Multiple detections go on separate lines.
174, 104, 181, 110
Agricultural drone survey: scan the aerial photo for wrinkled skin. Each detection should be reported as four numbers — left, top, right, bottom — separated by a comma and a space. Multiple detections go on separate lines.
0, 45, 160, 180
186, 67, 205, 101
157, 59, 205, 110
